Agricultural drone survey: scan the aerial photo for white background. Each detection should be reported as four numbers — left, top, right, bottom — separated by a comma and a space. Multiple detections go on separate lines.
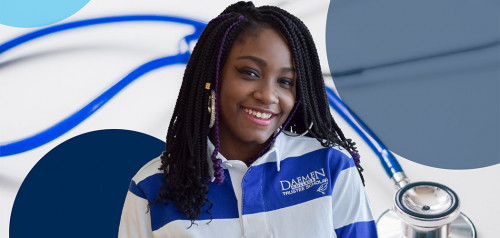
0, 0, 498, 237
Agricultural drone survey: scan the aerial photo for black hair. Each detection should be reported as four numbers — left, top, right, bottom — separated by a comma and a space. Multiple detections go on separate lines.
152, 1, 364, 226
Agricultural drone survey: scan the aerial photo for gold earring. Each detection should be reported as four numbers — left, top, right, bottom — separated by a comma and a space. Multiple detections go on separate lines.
208, 90, 216, 128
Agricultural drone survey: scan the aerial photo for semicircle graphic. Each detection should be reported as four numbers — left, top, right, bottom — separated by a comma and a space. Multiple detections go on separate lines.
0, 0, 90, 28
10, 129, 165, 237
325, 0, 500, 169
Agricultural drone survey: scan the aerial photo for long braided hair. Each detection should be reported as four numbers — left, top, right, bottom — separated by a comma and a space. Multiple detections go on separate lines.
153, 1, 364, 225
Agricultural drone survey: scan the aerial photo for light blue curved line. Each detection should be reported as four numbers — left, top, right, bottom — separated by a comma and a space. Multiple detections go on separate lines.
0, 15, 207, 157
326, 86, 403, 178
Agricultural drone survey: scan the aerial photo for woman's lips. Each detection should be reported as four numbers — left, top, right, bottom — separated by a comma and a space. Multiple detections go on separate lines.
242, 107, 276, 126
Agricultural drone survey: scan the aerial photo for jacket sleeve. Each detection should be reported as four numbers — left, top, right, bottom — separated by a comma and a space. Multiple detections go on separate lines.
118, 180, 154, 238
332, 159, 378, 238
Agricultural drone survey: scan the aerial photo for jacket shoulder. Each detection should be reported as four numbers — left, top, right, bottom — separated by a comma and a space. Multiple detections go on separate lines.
132, 156, 163, 184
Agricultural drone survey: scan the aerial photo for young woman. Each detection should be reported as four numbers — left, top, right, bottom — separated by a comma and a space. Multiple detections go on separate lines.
119, 2, 377, 237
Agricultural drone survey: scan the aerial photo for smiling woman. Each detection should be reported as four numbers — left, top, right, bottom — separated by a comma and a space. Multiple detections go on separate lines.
118, 1, 378, 237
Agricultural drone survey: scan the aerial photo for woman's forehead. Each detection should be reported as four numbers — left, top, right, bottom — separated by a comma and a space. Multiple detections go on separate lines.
228, 28, 293, 67
236, 24, 287, 45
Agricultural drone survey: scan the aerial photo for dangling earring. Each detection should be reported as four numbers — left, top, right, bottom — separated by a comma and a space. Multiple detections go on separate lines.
282, 122, 314, 137
208, 89, 216, 128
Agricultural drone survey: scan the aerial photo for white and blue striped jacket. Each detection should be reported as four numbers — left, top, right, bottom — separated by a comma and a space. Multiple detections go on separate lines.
119, 133, 378, 238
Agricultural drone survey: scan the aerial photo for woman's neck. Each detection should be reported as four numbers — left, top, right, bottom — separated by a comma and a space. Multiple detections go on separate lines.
210, 134, 270, 165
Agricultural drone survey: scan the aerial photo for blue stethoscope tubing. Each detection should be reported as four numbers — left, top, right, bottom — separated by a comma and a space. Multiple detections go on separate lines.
326, 87, 403, 179
0, 14, 405, 182
0, 15, 205, 157
0, 15, 206, 55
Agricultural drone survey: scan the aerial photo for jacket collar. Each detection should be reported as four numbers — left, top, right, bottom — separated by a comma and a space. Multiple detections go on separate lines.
206, 133, 287, 178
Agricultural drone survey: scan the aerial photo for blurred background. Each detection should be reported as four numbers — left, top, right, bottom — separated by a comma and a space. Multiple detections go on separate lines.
0, 0, 498, 237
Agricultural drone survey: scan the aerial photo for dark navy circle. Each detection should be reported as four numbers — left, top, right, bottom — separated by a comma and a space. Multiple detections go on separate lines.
10, 129, 165, 237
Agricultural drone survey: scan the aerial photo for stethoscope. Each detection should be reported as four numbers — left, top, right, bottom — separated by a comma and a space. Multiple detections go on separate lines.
0, 15, 205, 156
0, 15, 476, 237
327, 87, 476, 237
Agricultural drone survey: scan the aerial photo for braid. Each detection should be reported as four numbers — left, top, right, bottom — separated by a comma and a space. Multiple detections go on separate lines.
268, 7, 365, 184
153, 1, 365, 225
258, 5, 365, 184
151, 12, 247, 225
211, 15, 245, 185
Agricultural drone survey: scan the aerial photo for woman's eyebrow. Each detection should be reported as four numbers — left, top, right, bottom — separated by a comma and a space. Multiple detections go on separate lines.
237, 55, 267, 66
237, 55, 295, 73
282, 67, 295, 73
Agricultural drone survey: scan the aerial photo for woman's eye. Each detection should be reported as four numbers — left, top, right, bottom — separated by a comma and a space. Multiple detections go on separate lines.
237, 68, 259, 78
278, 78, 295, 88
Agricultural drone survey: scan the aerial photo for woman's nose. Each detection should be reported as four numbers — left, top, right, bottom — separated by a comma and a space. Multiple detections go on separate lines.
253, 80, 279, 105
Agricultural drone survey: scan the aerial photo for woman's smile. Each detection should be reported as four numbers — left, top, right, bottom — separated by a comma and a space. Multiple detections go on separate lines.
242, 107, 276, 126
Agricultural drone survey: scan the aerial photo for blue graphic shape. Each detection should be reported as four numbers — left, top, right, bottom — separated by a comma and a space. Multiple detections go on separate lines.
10, 129, 165, 237
325, 0, 500, 169
0, 0, 90, 28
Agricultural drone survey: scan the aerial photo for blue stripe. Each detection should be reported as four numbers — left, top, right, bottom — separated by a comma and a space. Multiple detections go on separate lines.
129, 180, 147, 199
132, 171, 239, 231
243, 147, 354, 214
135, 173, 163, 202
335, 220, 378, 238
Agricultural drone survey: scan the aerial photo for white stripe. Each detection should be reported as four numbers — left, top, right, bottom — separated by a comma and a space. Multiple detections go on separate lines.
280, 136, 325, 160
153, 218, 242, 238
119, 191, 153, 238
251, 135, 325, 167
331, 166, 374, 229
245, 196, 337, 238
132, 157, 162, 183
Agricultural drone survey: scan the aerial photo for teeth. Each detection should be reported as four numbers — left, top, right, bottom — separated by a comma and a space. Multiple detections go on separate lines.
244, 108, 272, 119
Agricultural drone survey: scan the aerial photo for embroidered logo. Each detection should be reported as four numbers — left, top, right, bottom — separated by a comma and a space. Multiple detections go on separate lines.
316, 182, 328, 195
279, 168, 329, 196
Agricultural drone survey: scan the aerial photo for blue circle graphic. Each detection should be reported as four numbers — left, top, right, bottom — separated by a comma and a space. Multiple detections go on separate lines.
10, 129, 165, 237
325, 0, 500, 169
0, 0, 90, 28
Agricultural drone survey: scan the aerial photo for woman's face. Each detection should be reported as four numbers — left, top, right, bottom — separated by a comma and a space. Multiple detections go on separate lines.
218, 27, 296, 149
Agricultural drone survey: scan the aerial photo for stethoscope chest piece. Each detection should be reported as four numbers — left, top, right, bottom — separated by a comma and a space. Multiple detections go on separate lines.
377, 181, 476, 238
